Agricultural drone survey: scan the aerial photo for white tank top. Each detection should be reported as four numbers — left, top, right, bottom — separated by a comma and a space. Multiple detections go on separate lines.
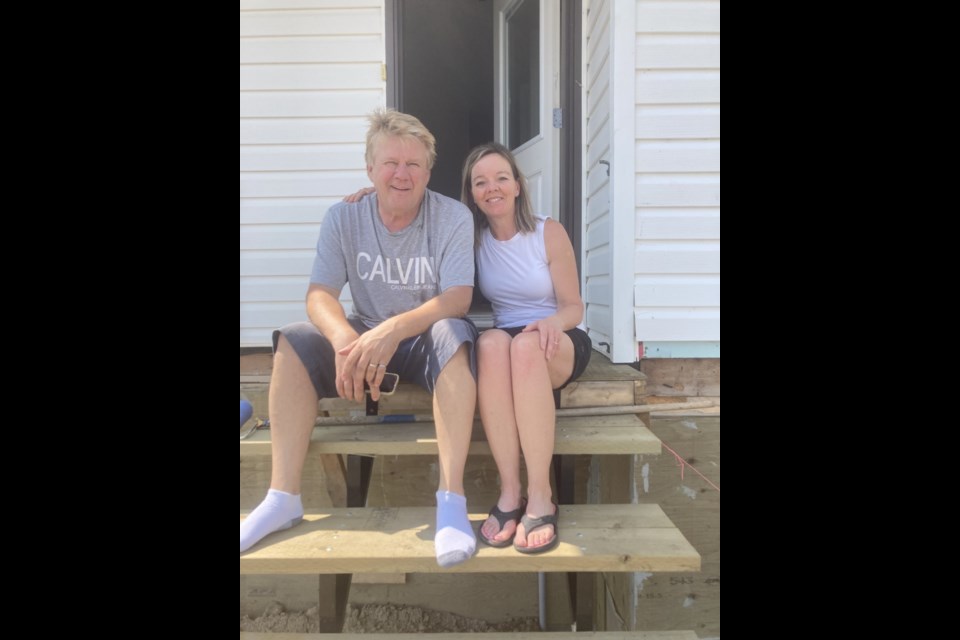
477, 216, 559, 329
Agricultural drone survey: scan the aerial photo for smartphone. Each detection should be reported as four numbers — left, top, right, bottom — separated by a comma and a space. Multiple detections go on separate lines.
364, 372, 399, 396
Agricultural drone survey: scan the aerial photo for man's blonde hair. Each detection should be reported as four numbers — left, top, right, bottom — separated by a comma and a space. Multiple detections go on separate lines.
365, 108, 437, 170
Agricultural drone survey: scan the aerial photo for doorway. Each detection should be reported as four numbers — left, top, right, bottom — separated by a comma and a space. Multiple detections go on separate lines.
386, 0, 582, 270
386, 0, 494, 201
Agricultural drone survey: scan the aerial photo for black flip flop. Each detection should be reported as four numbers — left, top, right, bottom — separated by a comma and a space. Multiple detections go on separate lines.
478, 498, 527, 548
514, 503, 560, 555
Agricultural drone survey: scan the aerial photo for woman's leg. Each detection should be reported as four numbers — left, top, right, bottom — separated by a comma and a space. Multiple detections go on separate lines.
511, 331, 575, 550
477, 330, 524, 544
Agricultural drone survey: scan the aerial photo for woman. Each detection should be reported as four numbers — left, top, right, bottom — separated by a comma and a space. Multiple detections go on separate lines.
462, 143, 591, 554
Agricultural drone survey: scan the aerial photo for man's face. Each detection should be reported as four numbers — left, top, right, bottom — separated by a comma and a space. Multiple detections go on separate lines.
367, 136, 431, 214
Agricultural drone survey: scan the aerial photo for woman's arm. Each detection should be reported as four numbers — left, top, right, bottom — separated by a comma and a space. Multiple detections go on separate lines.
523, 219, 585, 359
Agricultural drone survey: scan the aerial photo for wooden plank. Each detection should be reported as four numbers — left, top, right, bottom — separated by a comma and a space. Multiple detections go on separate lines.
239, 505, 700, 575
640, 359, 720, 397
241, 354, 646, 382
241, 356, 274, 376
576, 358, 646, 382
242, 633, 695, 640
319, 455, 347, 507
351, 573, 407, 585
239, 415, 661, 457
241, 632, 698, 639
560, 381, 635, 408
650, 396, 720, 417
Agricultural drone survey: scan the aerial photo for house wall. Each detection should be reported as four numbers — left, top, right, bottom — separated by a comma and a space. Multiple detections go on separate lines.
240, 0, 386, 346
633, 0, 721, 357
582, 0, 616, 356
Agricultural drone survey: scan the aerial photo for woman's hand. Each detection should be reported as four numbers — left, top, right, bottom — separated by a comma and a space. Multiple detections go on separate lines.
343, 187, 376, 203
523, 317, 566, 361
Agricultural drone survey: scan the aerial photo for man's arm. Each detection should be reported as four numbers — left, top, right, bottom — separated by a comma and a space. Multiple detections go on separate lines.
337, 285, 472, 401
306, 284, 364, 401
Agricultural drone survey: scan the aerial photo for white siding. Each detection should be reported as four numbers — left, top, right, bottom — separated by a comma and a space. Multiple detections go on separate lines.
240, 0, 385, 347
634, 0, 721, 351
583, 0, 640, 363
582, 0, 614, 356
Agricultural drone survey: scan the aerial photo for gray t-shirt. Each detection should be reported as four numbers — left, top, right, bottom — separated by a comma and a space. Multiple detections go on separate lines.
311, 190, 475, 329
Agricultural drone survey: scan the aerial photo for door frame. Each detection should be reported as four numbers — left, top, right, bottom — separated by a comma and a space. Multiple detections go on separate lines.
385, 0, 403, 109
559, 0, 583, 274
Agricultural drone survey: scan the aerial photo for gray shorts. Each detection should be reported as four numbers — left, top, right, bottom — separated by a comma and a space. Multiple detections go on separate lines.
273, 318, 478, 398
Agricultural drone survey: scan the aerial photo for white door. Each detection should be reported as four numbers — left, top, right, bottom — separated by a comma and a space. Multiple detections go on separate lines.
494, 0, 561, 219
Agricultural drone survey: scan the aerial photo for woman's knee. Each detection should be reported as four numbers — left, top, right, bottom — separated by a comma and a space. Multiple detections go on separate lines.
478, 329, 512, 362
510, 331, 545, 367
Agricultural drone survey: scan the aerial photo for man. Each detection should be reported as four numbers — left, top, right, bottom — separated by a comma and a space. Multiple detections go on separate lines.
240, 109, 478, 568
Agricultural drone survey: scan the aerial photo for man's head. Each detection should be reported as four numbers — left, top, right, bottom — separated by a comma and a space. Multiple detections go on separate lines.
365, 109, 436, 216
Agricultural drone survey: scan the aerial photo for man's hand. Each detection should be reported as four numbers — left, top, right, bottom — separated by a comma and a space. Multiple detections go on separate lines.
336, 322, 401, 402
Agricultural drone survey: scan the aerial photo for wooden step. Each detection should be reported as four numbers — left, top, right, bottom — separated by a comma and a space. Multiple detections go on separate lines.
240, 415, 660, 457
241, 357, 649, 414
240, 505, 700, 575
240, 633, 699, 639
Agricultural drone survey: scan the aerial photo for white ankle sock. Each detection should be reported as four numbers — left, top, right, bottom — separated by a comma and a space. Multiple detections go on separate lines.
435, 491, 476, 568
241, 489, 304, 553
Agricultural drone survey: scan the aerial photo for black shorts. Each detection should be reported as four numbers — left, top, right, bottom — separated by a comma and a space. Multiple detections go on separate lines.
497, 326, 592, 390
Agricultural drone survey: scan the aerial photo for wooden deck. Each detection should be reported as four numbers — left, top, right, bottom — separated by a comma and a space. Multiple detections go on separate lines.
240, 505, 700, 576
240, 415, 660, 457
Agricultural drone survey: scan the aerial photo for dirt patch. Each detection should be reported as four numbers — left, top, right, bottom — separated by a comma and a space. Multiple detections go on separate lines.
240, 602, 540, 633
240, 603, 319, 633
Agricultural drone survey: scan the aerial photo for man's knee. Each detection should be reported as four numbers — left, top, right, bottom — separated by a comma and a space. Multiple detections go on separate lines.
428, 318, 474, 341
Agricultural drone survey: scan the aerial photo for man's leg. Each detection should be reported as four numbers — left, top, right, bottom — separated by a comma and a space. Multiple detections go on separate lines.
432, 343, 478, 567
241, 325, 335, 553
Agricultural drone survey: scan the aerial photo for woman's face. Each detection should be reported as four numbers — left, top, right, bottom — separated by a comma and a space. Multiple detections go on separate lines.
470, 153, 520, 220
